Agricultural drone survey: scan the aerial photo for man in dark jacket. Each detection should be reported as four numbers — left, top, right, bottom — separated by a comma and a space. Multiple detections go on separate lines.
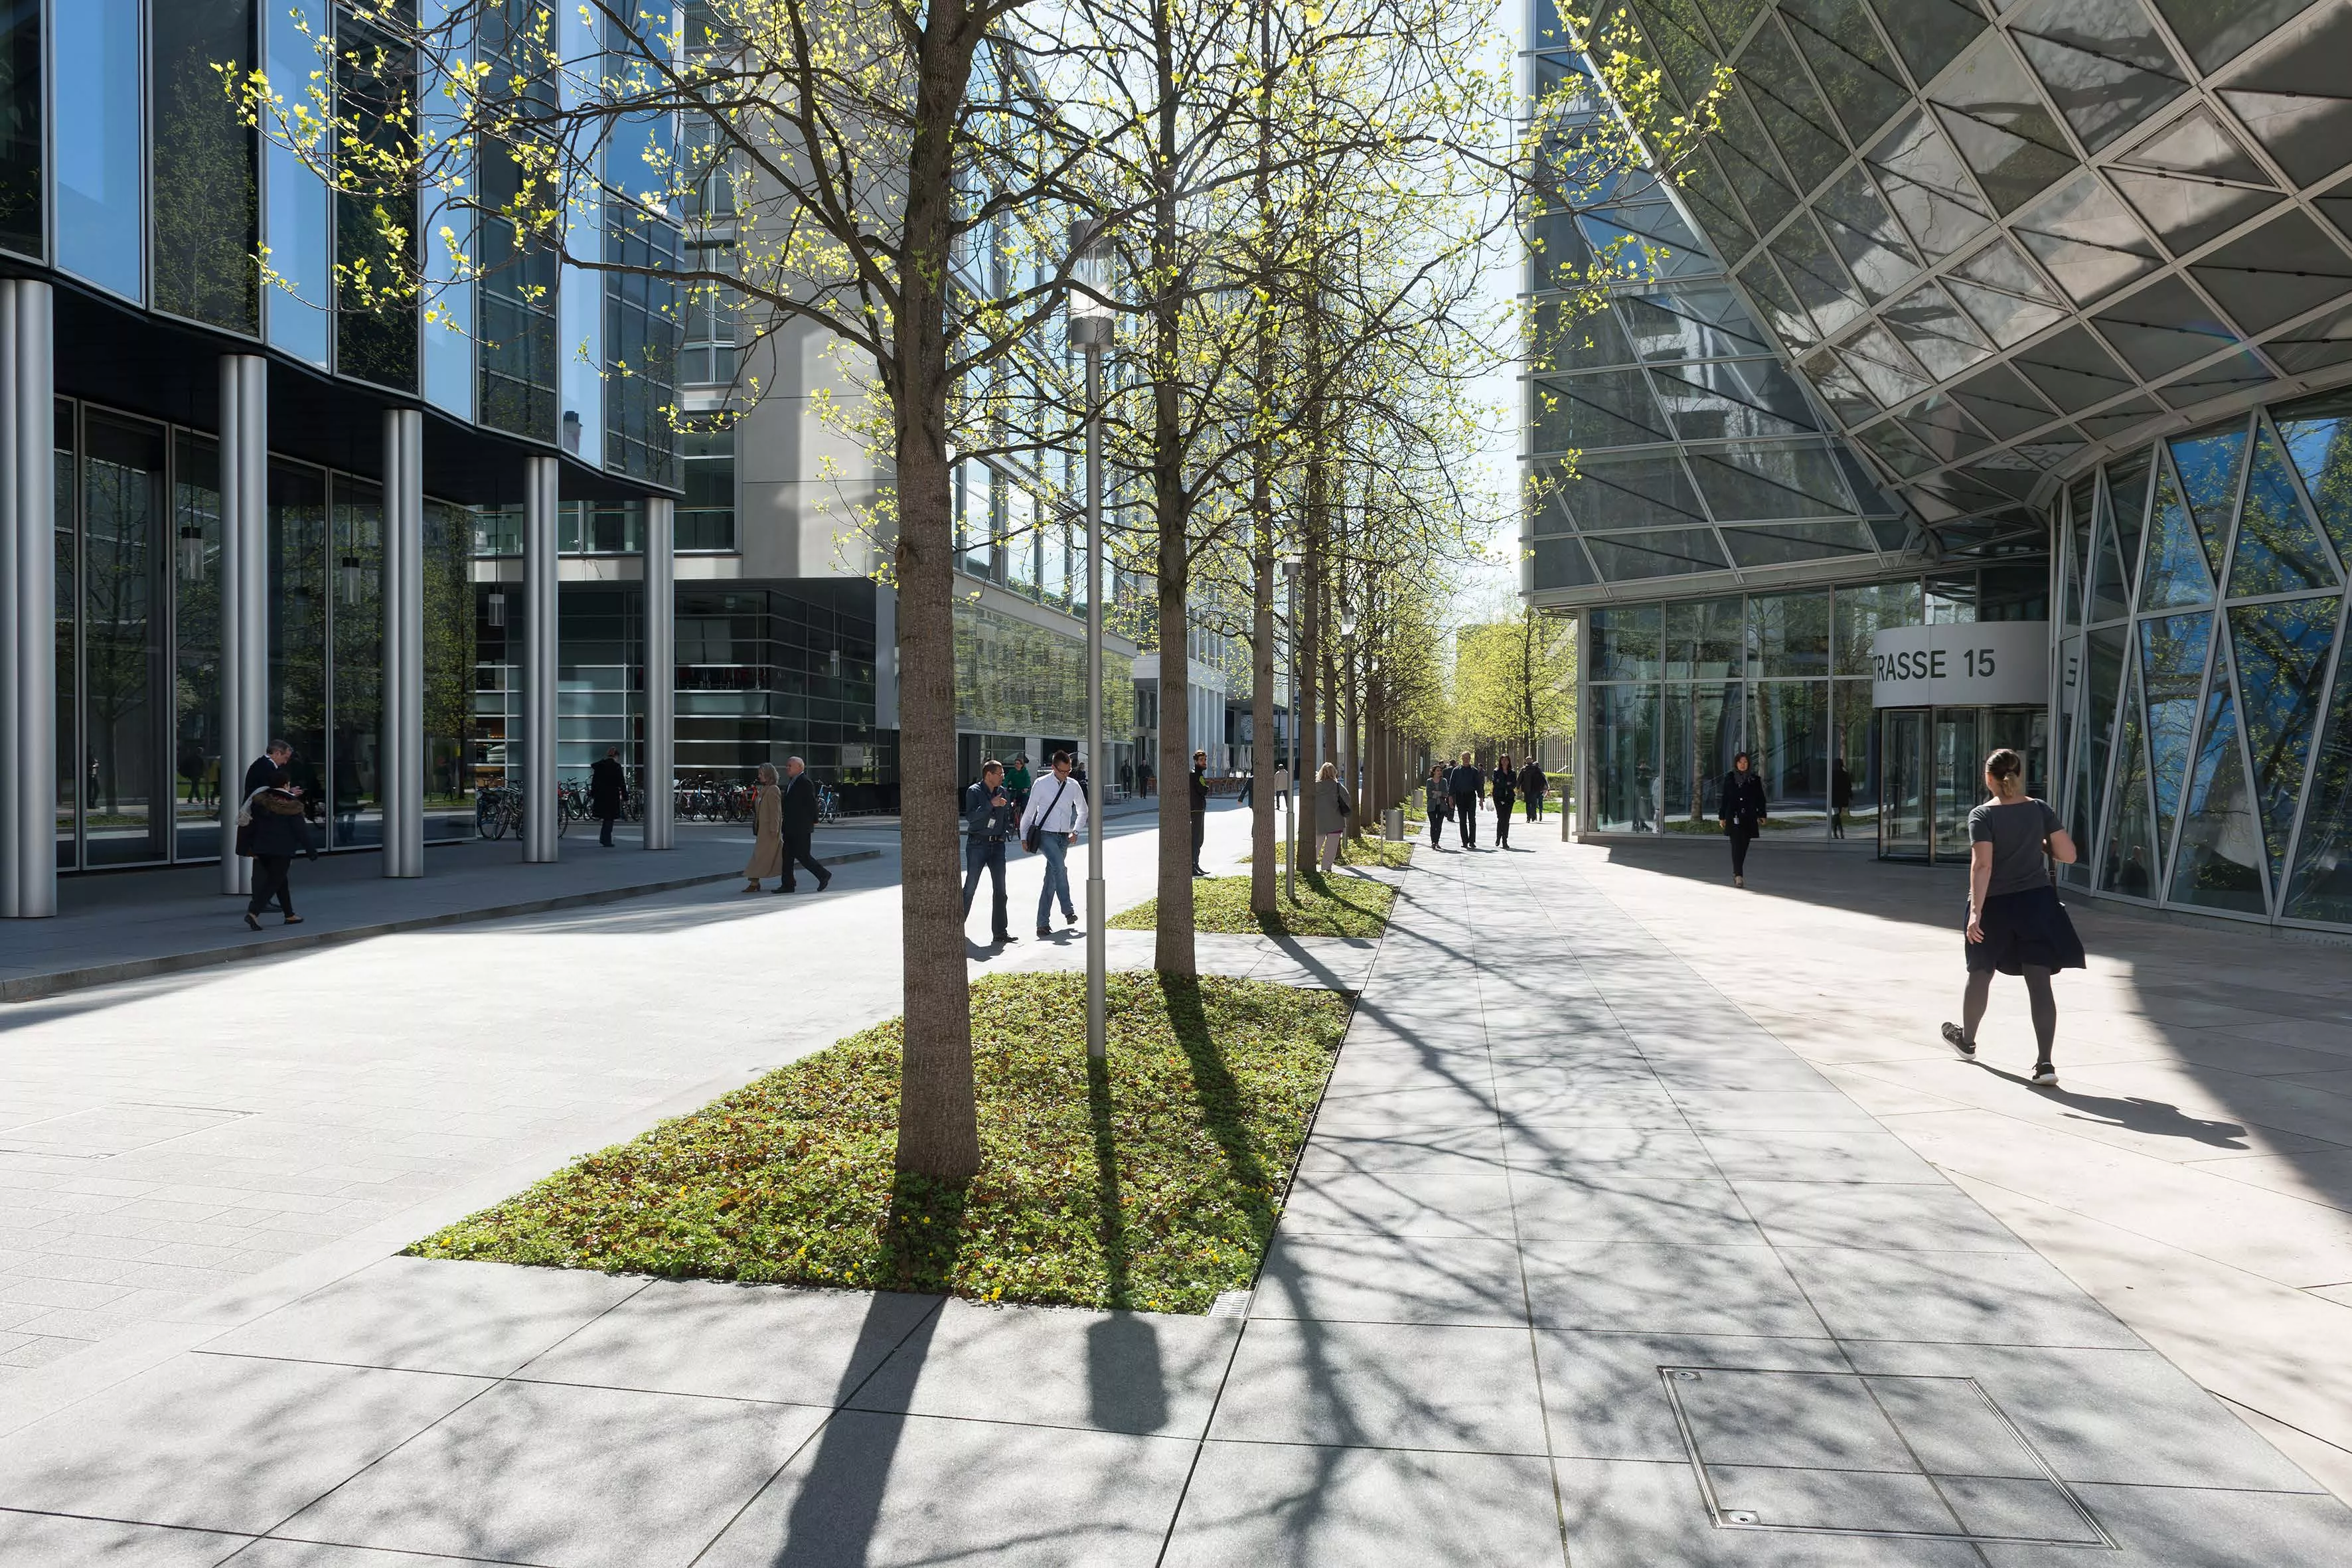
962, 759, 1018, 943
589, 746, 627, 847
243, 739, 293, 801
1447, 751, 1483, 849
1519, 758, 1545, 822
1190, 749, 1210, 876
779, 756, 831, 892
1492, 755, 1518, 849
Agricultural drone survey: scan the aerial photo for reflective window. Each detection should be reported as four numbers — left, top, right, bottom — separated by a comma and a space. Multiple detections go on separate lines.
2140, 612, 2211, 856
680, 426, 736, 551
1749, 591, 1832, 677
2169, 650, 2265, 913
2285, 633, 2352, 922
153, 1, 259, 333
337, 8, 418, 390
2231, 425, 2340, 597
331, 479, 384, 847
173, 434, 224, 862
80, 415, 169, 865
0, 0, 40, 257
1591, 604, 1663, 680
54, 0, 143, 300
423, 501, 479, 839
1591, 682, 1660, 832
2228, 596, 2335, 892
264, 1, 331, 364
269, 463, 330, 811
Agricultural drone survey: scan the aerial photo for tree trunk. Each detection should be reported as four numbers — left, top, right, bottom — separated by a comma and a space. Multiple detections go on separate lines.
1298, 493, 1322, 852
1150, 13, 1195, 976
888, 19, 981, 1178
1250, 539, 1277, 911
1342, 643, 1360, 839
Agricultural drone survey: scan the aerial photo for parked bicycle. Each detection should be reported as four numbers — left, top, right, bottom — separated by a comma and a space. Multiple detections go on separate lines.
473, 781, 568, 841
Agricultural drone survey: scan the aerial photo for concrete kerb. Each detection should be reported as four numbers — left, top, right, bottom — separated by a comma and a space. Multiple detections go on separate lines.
0, 850, 886, 1004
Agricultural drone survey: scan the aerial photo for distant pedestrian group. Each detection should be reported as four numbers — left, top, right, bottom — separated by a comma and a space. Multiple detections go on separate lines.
1423, 752, 1531, 852
742, 757, 831, 895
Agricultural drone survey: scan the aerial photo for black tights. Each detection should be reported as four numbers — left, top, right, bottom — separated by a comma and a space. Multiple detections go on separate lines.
1964, 965, 2056, 1062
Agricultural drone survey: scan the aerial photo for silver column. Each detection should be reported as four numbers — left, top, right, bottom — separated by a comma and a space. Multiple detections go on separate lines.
382, 408, 424, 876
642, 496, 674, 850
522, 453, 560, 862
1082, 342, 1105, 1063
0, 279, 54, 917
219, 353, 270, 898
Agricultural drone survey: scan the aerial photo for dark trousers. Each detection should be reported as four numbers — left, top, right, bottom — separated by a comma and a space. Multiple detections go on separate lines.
1452, 795, 1477, 847
247, 855, 295, 917
1191, 811, 1206, 870
1526, 797, 1540, 821
1429, 808, 1444, 848
597, 810, 617, 846
962, 836, 1009, 934
783, 834, 826, 889
1494, 806, 1512, 848
1729, 828, 1755, 878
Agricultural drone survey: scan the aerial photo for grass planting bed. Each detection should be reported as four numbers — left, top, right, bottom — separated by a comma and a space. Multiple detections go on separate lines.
1248, 836, 1416, 870
410, 971, 1350, 1313
1111, 870, 1397, 939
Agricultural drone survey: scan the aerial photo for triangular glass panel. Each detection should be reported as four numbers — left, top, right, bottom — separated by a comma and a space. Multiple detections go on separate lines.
2140, 612, 2211, 860
1772, 217, 1868, 339
1865, 0, 1987, 88
2091, 276, 2239, 383
2167, 663, 2267, 914
1945, 279, 2068, 349
2262, 301, 2352, 379
1782, 0, 1913, 147
2169, 423, 2248, 579
1735, 21, 1848, 192
2284, 629, 2352, 923
2077, 397, 2165, 443
2274, 388, 2352, 565
1885, 281, 1995, 380
2158, 351, 2276, 414
2109, 169, 2284, 258
2110, 451, 2152, 574
1954, 238, 2062, 304
2011, 172, 2161, 307
2088, 477, 2132, 623
2152, 0, 2323, 75
2228, 595, 2337, 894
2214, 4, 2352, 185
1857, 418, 1940, 479
2110, 101, 2277, 187
1839, 323, 1934, 406
2139, 458, 2214, 611
1737, 256, 1820, 349
1816, 168, 1923, 301
1928, 35, 2080, 215
2012, 327, 2136, 414
1799, 347, 1881, 423
2098, 661, 2159, 898
2229, 424, 2341, 597
1714, 94, 1801, 234
2070, 623, 2128, 879
1949, 361, 2059, 440
2187, 210, 2352, 337
2008, 0, 2189, 152
1866, 110, 1992, 264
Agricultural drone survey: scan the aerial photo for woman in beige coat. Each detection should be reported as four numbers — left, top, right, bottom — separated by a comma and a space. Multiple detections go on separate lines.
742, 762, 785, 892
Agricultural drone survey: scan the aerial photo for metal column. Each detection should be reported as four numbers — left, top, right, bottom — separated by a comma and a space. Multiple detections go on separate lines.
522, 453, 560, 863
382, 408, 424, 876
219, 353, 269, 898
0, 279, 54, 917
642, 496, 674, 850
1082, 343, 1106, 1062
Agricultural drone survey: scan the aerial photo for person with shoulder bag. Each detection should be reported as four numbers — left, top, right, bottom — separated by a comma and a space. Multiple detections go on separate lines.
238, 765, 317, 931
1019, 751, 1087, 937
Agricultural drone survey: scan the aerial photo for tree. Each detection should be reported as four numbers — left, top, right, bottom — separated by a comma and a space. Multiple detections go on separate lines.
1453, 607, 1575, 763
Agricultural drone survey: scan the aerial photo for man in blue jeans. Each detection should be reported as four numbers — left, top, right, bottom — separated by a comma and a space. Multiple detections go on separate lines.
1018, 750, 1088, 937
961, 759, 1019, 945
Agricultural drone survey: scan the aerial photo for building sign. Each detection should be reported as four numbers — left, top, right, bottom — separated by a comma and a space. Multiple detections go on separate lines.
1870, 621, 2049, 708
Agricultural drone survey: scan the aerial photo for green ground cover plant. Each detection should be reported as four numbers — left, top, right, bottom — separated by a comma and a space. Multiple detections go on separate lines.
1112, 870, 1398, 939
410, 971, 1349, 1313
1247, 836, 1415, 869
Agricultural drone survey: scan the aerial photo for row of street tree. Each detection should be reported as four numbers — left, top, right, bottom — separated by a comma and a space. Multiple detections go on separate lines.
243, 0, 1719, 1177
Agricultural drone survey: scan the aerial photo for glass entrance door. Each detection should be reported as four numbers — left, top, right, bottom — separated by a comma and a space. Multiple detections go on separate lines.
1880, 708, 1928, 860
1932, 708, 1980, 861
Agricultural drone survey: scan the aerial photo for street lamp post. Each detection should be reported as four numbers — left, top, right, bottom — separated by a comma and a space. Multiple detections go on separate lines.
1069, 224, 1114, 1063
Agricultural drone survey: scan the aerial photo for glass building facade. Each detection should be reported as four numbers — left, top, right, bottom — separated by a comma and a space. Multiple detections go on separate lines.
1537, 1, 2352, 934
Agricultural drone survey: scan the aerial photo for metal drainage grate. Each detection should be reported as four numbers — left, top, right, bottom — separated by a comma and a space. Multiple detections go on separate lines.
1659, 1366, 2115, 1549
1208, 1290, 1252, 1319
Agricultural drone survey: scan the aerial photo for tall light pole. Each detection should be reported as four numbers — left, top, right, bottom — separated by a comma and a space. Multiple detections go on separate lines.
1069, 224, 1113, 1063
1281, 555, 1300, 905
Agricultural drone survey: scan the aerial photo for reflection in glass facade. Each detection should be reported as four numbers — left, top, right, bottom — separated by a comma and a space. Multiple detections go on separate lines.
0, 0, 37, 257
955, 600, 1138, 741
53, 0, 143, 301
153, 1, 260, 333
2055, 392, 2351, 928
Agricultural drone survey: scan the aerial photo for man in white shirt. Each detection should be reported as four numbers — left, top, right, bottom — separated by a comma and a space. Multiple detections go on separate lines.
1019, 749, 1088, 937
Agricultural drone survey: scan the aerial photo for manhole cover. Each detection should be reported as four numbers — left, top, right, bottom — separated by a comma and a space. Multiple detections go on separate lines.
1660, 1367, 2112, 1547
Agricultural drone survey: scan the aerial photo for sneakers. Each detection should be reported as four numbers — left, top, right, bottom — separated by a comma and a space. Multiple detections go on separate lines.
1733, 874, 1744, 888
2031, 1061, 2059, 1087
1941, 1022, 1976, 1059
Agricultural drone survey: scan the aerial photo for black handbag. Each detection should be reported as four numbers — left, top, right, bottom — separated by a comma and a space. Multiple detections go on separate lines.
1022, 777, 1069, 854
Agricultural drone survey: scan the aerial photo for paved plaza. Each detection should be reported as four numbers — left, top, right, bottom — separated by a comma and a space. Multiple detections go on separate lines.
3, 823, 2351, 1563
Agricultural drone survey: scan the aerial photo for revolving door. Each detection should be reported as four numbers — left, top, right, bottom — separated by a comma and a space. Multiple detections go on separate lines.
1877, 706, 2047, 862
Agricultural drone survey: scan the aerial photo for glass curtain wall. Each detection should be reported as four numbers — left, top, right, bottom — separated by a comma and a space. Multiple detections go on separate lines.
2055, 388, 2352, 930
53, 0, 142, 300
152, 0, 260, 333
173, 434, 224, 859
331, 479, 385, 846
0, 0, 39, 258
80, 414, 169, 866
422, 501, 479, 840
1588, 576, 1944, 835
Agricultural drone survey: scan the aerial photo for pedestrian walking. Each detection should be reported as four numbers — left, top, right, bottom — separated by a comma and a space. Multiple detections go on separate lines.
1720, 751, 1766, 887
1237, 769, 1253, 809
1492, 755, 1518, 848
962, 759, 1019, 945
1425, 764, 1450, 849
778, 756, 831, 894
1831, 758, 1853, 840
1312, 761, 1352, 872
1004, 753, 1033, 813
742, 763, 785, 892
1190, 749, 1211, 876
238, 739, 299, 917
589, 745, 627, 848
1519, 757, 1545, 822
1021, 749, 1087, 936
1942, 747, 2084, 1087
237, 766, 316, 930
1447, 751, 1482, 849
